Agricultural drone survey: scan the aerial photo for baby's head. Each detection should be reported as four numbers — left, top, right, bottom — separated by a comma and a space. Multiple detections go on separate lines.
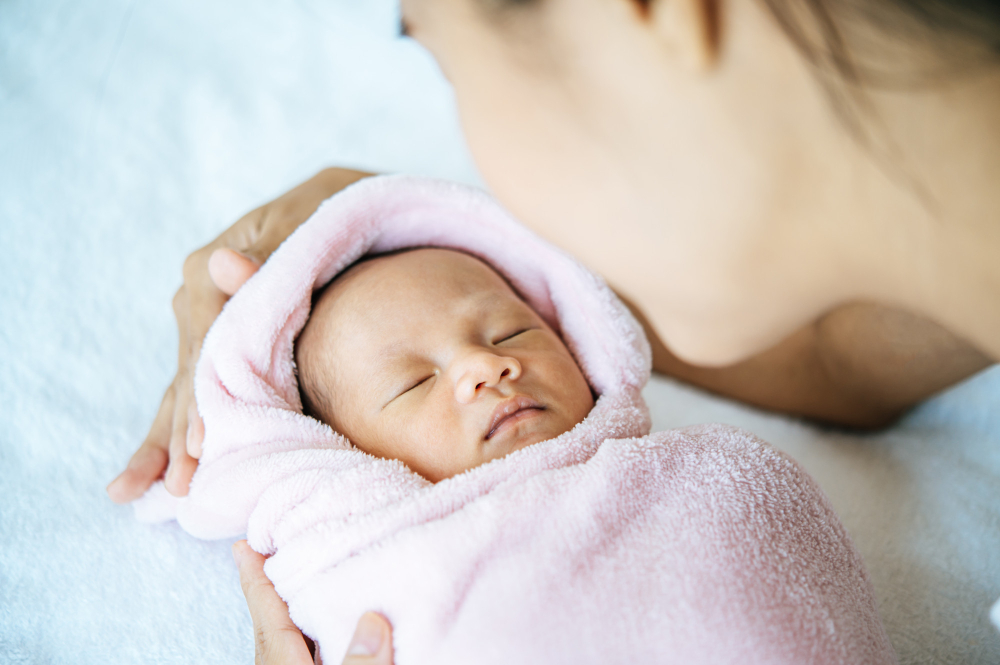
295, 248, 595, 482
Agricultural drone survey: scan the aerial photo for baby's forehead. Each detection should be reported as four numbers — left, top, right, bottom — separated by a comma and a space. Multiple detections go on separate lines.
309, 248, 531, 341
322, 247, 514, 305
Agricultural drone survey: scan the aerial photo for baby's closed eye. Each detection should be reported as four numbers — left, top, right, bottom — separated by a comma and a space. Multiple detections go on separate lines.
493, 328, 536, 344
402, 374, 435, 396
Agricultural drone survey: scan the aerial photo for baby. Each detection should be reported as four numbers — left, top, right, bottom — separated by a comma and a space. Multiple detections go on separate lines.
138, 176, 895, 665
294, 247, 594, 482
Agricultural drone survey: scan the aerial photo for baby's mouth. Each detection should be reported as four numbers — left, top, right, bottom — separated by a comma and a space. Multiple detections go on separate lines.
485, 396, 546, 441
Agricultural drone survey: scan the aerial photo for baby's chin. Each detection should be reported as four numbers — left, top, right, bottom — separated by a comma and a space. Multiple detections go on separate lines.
482, 410, 580, 461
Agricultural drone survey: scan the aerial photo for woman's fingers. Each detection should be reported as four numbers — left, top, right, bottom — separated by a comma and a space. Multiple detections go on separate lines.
162, 246, 233, 494
234, 540, 314, 665
107, 279, 195, 502
180, 333, 205, 459
109, 247, 260, 500
208, 247, 261, 296
176, 249, 259, 460
172, 249, 260, 462
342, 613, 394, 665
164, 371, 198, 496
233, 540, 395, 665
177, 248, 230, 460
186, 399, 205, 458
106, 384, 174, 503
110, 169, 372, 505
173, 246, 251, 462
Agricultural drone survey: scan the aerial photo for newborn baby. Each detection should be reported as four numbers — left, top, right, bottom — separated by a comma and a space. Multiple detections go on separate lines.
138, 176, 895, 665
295, 247, 593, 482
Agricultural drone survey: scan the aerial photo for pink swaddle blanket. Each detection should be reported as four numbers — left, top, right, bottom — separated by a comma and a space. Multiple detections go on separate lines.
136, 175, 896, 664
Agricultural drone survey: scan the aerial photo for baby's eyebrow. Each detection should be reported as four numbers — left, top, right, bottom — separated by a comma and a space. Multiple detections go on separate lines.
454, 291, 532, 326
371, 339, 415, 370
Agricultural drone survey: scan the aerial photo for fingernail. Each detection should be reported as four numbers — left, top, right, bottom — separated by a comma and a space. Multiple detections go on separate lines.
231, 541, 246, 566
346, 612, 385, 656
106, 475, 124, 500
187, 408, 204, 457
235, 249, 261, 265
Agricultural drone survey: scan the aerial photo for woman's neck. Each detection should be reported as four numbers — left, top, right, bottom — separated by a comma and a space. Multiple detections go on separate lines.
838, 67, 1000, 359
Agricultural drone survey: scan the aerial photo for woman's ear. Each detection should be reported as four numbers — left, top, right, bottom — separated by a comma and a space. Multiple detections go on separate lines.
644, 0, 720, 71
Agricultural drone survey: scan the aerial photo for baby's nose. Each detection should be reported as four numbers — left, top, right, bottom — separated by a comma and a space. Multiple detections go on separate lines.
454, 352, 522, 403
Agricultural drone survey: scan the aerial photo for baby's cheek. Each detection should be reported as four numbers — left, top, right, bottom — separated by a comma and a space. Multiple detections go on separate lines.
550, 355, 595, 421
404, 407, 469, 477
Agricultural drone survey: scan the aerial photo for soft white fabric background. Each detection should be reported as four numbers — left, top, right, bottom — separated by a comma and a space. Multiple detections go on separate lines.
0, 1, 997, 663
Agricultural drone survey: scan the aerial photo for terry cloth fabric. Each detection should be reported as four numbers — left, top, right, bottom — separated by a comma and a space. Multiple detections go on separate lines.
134, 175, 897, 664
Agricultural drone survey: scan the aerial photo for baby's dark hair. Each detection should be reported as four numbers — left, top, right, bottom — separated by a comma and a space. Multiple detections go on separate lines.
295, 249, 422, 423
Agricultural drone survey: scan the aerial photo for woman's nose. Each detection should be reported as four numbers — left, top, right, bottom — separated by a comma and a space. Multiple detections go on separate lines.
453, 351, 522, 404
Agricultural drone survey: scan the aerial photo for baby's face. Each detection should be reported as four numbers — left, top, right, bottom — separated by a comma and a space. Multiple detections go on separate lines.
296, 248, 594, 482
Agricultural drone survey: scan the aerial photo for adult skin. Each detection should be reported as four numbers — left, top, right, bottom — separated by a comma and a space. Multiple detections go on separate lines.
108, 0, 998, 660
107, 0, 999, 503
233, 540, 394, 665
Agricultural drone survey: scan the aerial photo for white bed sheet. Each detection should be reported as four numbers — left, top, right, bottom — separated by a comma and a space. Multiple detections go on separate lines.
1, 1, 997, 662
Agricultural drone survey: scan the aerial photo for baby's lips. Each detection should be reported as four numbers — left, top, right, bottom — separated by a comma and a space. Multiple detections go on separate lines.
484, 395, 545, 440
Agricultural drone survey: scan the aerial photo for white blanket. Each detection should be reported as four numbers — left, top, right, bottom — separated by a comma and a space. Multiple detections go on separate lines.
0, 1, 997, 663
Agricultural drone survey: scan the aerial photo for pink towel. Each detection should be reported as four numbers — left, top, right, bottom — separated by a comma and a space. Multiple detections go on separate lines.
136, 175, 896, 664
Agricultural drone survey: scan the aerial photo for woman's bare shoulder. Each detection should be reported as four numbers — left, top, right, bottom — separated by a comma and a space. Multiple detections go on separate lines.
809, 302, 994, 417
636, 299, 994, 429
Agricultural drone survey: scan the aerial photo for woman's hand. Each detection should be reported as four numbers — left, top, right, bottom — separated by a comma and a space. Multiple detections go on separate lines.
233, 540, 394, 665
106, 168, 371, 503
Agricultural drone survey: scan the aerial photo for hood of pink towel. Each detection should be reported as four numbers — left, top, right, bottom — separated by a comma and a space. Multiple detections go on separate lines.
135, 176, 896, 664
166, 175, 652, 540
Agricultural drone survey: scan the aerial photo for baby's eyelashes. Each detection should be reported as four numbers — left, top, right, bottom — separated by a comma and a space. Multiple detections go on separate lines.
381, 373, 435, 409
385, 326, 540, 406
493, 328, 535, 345
401, 374, 435, 396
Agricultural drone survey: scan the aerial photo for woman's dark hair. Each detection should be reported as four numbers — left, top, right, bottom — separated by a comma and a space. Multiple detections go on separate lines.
481, 0, 1000, 190
761, 1, 1000, 82
485, 1, 1000, 108
753, 0, 1000, 183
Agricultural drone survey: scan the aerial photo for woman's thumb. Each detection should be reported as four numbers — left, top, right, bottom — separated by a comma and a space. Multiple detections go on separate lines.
233, 540, 313, 665
209, 247, 261, 296
342, 612, 394, 665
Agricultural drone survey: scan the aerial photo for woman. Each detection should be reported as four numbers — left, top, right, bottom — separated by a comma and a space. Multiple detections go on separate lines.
108, 0, 999, 661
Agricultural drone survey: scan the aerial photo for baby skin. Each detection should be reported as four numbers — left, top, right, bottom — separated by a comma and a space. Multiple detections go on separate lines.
295, 248, 595, 482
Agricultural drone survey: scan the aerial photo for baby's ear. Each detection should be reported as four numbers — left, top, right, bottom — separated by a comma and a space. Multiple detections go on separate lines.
208, 248, 261, 296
